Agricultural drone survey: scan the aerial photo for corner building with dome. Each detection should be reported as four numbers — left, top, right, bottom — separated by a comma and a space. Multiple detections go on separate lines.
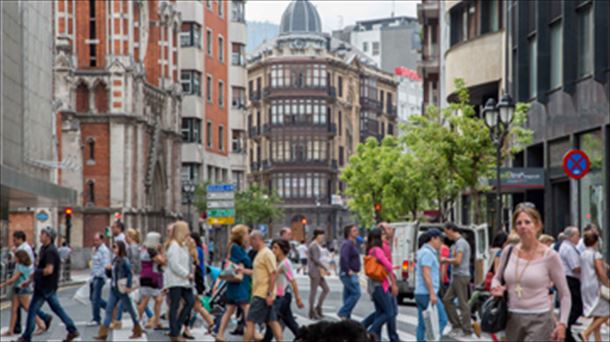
246, 0, 398, 240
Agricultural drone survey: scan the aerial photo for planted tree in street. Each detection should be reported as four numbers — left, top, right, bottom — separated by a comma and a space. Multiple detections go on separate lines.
234, 184, 283, 228
341, 79, 533, 225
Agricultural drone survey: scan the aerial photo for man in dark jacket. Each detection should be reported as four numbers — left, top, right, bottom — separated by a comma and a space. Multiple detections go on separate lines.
17, 227, 80, 342
337, 224, 361, 319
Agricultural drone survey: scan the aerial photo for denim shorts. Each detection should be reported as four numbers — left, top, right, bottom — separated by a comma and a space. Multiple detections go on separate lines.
247, 297, 277, 324
14, 286, 33, 296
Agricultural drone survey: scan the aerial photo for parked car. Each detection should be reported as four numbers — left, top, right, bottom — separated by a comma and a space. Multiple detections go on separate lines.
390, 222, 490, 303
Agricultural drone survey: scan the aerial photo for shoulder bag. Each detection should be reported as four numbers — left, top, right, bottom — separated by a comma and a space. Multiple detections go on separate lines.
219, 244, 244, 283
481, 246, 513, 334
364, 248, 388, 282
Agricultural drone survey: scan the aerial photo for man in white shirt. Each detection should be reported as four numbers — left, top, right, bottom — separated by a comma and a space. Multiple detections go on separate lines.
558, 226, 582, 342
296, 241, 308, 275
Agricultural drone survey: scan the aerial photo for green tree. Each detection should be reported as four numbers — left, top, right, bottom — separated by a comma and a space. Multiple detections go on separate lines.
342, 79, 533, 225
235, 184, 283, 227
340, 136, 428, 227
192, 182, 209, 214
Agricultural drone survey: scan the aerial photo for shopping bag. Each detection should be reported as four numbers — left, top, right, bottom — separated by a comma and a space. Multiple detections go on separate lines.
423, 303, 441, 342
74, 280, 91, 305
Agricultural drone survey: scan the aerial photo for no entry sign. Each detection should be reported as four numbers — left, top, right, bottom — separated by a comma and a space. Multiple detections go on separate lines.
562, 149, 591, 180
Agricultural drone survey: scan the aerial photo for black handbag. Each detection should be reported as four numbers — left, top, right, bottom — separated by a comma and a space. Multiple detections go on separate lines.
480, 246, 513, 333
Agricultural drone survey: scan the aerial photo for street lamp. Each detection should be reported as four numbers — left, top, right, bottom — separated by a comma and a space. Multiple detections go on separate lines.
315, 195, 321, 226
483, 94, 515, 235
182, 181, 196, 230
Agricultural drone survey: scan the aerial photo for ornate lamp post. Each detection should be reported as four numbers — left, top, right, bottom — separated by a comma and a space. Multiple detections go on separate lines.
182, 181, 196, 230
483, 94, 515, 234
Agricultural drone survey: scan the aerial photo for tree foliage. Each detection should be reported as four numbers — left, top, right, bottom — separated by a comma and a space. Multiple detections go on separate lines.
341, 79, 533, 225
235, 184, 283, 227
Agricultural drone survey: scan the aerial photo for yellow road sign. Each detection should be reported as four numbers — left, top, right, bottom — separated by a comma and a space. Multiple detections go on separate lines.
207, 217, 235, 225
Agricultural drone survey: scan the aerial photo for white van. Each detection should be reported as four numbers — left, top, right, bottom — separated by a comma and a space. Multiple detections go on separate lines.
390, 222, 490, 303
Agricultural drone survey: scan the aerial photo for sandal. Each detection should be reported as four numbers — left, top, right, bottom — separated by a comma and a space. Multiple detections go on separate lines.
1, 331, 14, 337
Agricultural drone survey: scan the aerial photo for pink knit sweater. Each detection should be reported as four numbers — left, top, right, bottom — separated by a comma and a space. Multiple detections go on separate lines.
492, 245, 572, 324
369, 246, 394, 293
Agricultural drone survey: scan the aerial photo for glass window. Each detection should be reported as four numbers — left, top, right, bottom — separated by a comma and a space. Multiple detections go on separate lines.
218, 0, 223, 17
372, 42, 380, 56
218, 80, 224, 107
207, 75, 212, 102
180, 22, 201, 48
232, 86, 245, 108
550, 21, 563, 89
528, 36, 537, 98
207, 121, 213, 147
232, 43, 245, 66
218, 125, 224, 151
577, 5, 593, 77
231, 0, 245, 22
218, 36, 224, 63
181, 70, 201, 96
206, 29, 213, 55
182, 118, 201, 143
579, 130, 604, 231
362, 42, 368, 52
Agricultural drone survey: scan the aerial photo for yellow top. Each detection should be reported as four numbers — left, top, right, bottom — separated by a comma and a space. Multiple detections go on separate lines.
251, 246, 277, 299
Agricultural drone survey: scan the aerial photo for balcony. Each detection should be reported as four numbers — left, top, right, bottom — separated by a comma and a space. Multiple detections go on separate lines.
249, 92, 261, 104
417, 1, 439, 23
262, 86, 337, 100
250, 161, 260, 172
387, 106, 398, 119
248, 126, 261, 139
417, 43, 439, 75
360, 97, 382, 112
257, 159, 339, 173
264, 121, 338, 136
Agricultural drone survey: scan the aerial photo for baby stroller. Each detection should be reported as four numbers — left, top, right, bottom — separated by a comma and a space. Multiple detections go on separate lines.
197, 265, 228, 334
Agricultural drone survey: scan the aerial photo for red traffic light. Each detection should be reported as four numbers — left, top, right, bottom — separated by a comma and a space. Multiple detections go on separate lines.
301, 218, 307, 225
114, 212, 122, 220
374, 203, 382, 212
64, 208, 73, 215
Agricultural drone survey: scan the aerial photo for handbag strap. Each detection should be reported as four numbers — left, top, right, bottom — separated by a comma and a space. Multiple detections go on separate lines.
500, 246, 514, 286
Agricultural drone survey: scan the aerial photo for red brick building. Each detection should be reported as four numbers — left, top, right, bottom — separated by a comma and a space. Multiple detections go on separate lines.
52, 0, 183, 262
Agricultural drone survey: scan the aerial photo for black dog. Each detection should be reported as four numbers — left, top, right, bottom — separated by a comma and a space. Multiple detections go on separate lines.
294, 319, 376, 342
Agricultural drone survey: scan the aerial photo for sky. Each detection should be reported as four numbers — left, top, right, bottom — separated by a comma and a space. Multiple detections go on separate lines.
245, 0, 420, 32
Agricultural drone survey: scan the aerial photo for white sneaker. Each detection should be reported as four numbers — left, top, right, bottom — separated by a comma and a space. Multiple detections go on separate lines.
446, 328, 461, 337
86, 320, 100, 327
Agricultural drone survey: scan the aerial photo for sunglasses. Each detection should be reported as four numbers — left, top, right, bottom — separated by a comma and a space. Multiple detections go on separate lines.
515, 202, 536, 210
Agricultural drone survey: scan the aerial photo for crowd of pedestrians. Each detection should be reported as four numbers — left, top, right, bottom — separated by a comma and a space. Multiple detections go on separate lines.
2, 203, 608, 342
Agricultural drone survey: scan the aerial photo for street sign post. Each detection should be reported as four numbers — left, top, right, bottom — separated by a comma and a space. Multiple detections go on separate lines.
206, 184, 235, 225
562, 149, 591, 180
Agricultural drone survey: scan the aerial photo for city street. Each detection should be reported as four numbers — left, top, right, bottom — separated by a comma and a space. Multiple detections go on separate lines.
1, 272, 607, 341
0, 274, 471, 342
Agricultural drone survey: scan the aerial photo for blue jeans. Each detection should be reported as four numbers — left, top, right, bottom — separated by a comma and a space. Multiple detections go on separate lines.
117, 301, 153, 320
338, 274, 361, 319
367, 285, 391, 340
386, 294, 399, 342
22, 290, 77, 341
90, 277, 108, 323
415, 293, 448, 342
103, 288, 138, 327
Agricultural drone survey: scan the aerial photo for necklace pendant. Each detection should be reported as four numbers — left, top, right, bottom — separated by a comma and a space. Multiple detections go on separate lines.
515, 284, 523, 298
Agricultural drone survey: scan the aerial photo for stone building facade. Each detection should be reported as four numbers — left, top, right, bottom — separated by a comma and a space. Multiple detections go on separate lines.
53, 0, 183, 262
246, 0, 398, 240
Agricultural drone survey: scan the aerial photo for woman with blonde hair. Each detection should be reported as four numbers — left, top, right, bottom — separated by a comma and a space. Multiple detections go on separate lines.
491, 206, 571, 341
216, 224, 253, 342
165, 221, 195, 342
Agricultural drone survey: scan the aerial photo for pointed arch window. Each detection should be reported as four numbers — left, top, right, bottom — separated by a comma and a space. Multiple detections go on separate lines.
87, 180, 95, 205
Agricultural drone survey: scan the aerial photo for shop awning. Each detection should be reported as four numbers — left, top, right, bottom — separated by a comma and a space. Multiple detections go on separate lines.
489, 167, 545, 192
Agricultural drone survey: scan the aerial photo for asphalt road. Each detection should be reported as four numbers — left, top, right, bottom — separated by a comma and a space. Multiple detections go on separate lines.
4, 273, 602, 341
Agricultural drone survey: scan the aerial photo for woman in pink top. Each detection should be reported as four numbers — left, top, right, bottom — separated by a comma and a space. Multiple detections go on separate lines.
491, 206, 571, 342
364, 228, 397, 341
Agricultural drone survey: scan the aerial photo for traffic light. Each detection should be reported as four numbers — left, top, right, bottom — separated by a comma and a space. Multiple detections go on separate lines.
374, 203, 382, 223
301, 217, 308, 225
64, 208, 73, 245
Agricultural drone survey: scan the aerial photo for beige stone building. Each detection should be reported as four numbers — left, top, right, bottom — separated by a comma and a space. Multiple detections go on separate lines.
246, 0, 398, 240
